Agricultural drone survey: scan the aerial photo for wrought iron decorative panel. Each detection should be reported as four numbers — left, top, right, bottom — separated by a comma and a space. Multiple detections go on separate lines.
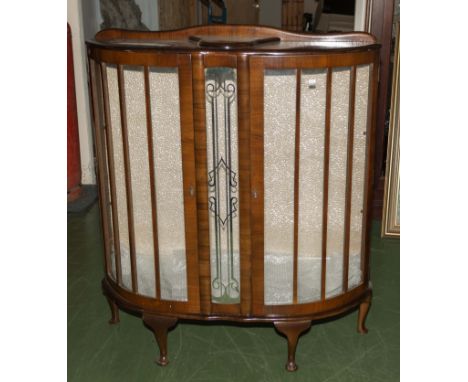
205, 68, 240, 304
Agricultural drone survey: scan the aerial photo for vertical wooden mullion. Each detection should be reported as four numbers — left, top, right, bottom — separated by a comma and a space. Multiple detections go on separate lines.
238, 55, 252, 316
321, 67, 332, 301
192, 54, 211, 315
293, 69, 301, 304
343, 66, 357, 293
143, 66, 161, 300
250, 59, 265, 315
117, 65, 138, 293
100, 62, 123, 285
88, 59, 111, 277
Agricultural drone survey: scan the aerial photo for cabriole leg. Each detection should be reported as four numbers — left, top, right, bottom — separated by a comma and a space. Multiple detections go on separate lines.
105, 295, 120, 324
274, 320, 312, 372
357, 293, 372, 334
143, 314, 178, 366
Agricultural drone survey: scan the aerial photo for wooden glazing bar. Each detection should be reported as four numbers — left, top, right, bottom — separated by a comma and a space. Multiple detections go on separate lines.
293, 69, 301, 304
321, 67, 332, 301
117, 65, 138, 293
143, 66, 161, 300
89, 59, 112, 277
342, 66, 357, 293
100, 62, 123, 285
192, 54, 212, 314
237, 55, 253, 315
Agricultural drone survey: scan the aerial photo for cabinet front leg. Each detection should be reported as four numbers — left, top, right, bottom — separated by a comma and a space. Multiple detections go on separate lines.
105, 295, 120, 325
274, 320, 312, 372
357, 293, 372, 334
143, 314, 178, 366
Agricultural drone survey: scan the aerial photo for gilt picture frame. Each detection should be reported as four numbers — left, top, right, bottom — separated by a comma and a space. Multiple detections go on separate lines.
382, 22, 400, 237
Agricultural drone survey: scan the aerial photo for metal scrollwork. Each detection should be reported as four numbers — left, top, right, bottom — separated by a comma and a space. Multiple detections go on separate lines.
206, 68, 240, 303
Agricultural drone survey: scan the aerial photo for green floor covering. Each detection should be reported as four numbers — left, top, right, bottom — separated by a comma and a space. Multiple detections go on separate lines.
68, 203, 399, 381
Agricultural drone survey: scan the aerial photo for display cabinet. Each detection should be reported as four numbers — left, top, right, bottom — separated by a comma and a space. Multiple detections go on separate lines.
87, 25, 380, 371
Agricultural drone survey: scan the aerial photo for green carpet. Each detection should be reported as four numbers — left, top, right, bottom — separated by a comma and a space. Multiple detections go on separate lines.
68, 203, 399, 381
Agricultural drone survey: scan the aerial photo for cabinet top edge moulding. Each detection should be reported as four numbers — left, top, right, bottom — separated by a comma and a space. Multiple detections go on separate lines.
88, 24, 379, 53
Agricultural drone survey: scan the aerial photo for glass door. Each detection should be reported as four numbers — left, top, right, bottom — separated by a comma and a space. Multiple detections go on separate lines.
89, 52, 200, 314
249, 52, 377, 315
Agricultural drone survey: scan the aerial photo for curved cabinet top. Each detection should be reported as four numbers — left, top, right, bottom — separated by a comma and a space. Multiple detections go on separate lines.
87, 25, 379, 54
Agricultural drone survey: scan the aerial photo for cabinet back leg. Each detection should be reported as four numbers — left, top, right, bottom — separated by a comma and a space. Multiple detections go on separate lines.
357, 294, 372, 334
143, 314, 178, 366
274, 320, 312, 372
105, 295, 120, 324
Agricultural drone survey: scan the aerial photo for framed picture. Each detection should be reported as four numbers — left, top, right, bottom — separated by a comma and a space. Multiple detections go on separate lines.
382, 22, 400, 237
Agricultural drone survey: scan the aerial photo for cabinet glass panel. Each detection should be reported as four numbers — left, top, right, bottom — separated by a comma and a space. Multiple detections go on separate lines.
205, 67, 241, 304
348, 64, 371, 290
124, 66, 156, 298
297, 69, 327, 303
149, 68, 187, 301
325, 67, 351, 298
107, 65, 133, 291
106, 66, 188, 300
263, 69, 296, 305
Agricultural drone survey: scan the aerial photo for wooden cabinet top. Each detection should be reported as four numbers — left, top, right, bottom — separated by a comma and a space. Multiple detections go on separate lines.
88, 25, 379, 53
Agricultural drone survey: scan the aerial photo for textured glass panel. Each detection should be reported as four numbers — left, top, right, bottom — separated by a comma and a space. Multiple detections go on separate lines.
123, 66, 156, 297
205, 68, 240, 304
107, 65, 132, 291
150, 68, 187, 301
348, 64, 371, 289
297, 69, 327, 303
264, 69, 296, 305
325, 67, 351, 298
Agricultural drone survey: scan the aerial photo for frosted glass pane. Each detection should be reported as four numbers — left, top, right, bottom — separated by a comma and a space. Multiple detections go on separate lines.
297, 69, 327, 303
124, 66, 156, 298
348, 64, 371, 289
205, 68, 240, 304
150, 68, 187, 301
264, 69, 296, 305
325, 67, 351, 298
107, 65, 132, 291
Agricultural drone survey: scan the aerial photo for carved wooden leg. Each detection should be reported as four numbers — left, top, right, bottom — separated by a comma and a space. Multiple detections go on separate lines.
105, 295, 120, 325
274, 320, 312, 372
357, 294, 372, 334
143, 314, 178, 366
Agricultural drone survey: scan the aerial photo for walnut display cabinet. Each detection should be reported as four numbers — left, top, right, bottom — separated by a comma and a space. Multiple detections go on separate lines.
87, 25, 380, 372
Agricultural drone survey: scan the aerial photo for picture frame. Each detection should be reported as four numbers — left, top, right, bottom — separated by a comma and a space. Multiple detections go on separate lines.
382, 22, 400, 237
